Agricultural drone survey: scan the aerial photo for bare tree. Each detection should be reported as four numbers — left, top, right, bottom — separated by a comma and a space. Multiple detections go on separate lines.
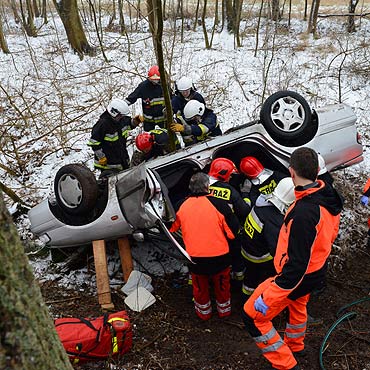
0, 11, 10, 53
19, 0, 37, 36
146, 0, 177, 152
347, 0, 360, 32
0, 190, 74, 370
307, 0, 321, 35
270, 0, 280, 21
53, 0, 93, 59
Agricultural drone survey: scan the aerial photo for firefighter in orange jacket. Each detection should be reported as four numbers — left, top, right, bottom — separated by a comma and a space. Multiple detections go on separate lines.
360, 178, 370, 247
243, 147, 343, 370
170, 172, 240, 320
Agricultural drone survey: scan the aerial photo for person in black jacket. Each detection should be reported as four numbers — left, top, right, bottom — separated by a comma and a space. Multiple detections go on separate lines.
171, 100, 222, 146
171, 76, 206, 120
131, 128, 181, 166
208, 158, 250, 282
87, 98, 138, 176
238, 156, 288, 206
240, 177, 295, 300
125, 66, 171, 131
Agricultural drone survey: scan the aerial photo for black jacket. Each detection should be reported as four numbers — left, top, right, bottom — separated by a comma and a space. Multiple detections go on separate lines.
126, 79, 171, 129
87, 111, 130, 171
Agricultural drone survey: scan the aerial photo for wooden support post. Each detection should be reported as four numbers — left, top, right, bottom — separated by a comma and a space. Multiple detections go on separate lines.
118, 237, 133, 282
92, 240, 115, 311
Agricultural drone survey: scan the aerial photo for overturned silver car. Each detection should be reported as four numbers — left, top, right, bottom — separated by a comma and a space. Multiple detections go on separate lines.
28, 91, 363, 248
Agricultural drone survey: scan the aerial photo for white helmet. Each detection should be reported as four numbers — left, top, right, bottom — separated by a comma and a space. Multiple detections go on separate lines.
177, 76, 192, 91
183, 100, 205, 120
268, 177, 295, 214
317, 154, 327, 175
107, 98, 130, 118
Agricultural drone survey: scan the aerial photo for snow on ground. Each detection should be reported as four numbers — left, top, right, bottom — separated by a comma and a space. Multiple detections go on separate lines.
1, 10, 369, 290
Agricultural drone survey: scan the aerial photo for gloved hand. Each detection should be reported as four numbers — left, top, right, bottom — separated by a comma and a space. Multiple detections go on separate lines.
98, 156, 108, 166
171, 123, 184, 133
240, 178, 252, 193
254, 295, 269, 315
132, 114, 144, 127
361, 195, 369, 206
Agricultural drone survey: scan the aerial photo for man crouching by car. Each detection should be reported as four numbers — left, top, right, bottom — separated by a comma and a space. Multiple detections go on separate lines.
169, 172, 240, 320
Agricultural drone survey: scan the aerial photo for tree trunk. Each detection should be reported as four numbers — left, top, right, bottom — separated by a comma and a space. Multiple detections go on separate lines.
225, 0, 234, 32
53, 0, 93, 59
19, 0, 38, 36
0, 12, 10, 54
201, 0, 210, 48
234, 0, 243, 47
10, 0, 21, 23
347, 0, 359, 32
270, 0, 280, 21
32, 0, 41, 17
307, 0, 321, 36
0, 191, 74, 370
147, 0, 177, 152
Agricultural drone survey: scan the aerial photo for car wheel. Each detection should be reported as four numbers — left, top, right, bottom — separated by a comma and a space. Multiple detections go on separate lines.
54, 164, 98, 215
260, 91, 315, 145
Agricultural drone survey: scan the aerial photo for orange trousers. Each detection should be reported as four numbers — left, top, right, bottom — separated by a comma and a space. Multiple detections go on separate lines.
243, 278, 310, 370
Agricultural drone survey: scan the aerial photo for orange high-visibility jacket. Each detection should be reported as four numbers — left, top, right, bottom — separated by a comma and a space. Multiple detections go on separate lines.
170, 194, 239, 258
261, 180, 343, 304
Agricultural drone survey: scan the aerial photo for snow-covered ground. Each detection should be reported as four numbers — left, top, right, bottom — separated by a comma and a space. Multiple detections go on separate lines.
1, 10, 369, 288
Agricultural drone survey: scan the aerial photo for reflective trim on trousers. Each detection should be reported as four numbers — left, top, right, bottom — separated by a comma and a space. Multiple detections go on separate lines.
216, 299, 231, 308
260, 339, 285, 353
194, 301, 212, 315
254, 327, 278, 343
286, 322, 307, 329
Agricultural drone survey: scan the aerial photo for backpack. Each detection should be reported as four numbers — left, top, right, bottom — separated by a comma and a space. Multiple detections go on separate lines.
55, 310, 132, 364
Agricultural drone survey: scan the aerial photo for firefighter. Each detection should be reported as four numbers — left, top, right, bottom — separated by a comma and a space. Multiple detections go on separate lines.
360, 178, 370, 247
241, 177, 295, 300
132, 128, 180, 165
170, 100, 222, 146
238, 156, 287, 206
87, 98, 140, 176
169, 172, 240, 320
171, 76, 206, 120
242, 147, 343, 370
208, 157, 250, 282
125, 65, 171, 132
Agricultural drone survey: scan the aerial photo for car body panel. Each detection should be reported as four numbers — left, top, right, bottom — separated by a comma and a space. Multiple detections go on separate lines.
28, 102, 363, 248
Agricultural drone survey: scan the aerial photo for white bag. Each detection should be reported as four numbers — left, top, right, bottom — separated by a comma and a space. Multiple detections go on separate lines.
124, 287, 156, 312
121, 270, 153, 296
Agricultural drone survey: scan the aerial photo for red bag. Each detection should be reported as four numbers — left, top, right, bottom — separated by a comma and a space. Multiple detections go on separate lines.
55, 310, 132, 364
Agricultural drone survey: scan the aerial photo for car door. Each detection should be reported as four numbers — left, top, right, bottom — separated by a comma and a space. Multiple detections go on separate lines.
115, 163, 175, 230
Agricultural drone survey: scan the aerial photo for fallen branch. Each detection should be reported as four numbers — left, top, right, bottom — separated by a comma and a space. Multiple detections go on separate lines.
318, 12, 370, 18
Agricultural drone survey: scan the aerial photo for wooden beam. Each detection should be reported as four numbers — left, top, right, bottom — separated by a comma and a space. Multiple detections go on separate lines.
92, 239, 114, 310
118, 237, 133, 282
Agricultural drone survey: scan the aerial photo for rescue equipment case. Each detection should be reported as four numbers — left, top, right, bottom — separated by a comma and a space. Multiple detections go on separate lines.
55, 310, 132, 364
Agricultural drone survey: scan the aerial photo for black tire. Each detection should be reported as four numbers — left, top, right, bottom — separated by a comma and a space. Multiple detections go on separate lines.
260, 91, 314, 145
54, 164, 98, 215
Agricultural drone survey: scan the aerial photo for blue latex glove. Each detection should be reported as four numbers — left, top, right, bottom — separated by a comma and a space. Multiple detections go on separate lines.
361, 195, 369, 206
254, 295, 269, 316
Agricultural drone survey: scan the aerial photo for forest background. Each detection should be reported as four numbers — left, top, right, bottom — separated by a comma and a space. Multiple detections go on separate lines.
0, 0, 369, 369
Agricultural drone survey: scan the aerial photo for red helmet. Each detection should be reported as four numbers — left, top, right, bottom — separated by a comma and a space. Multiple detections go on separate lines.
148, 65, 160, 80
135, 132, 154, 153
209, 158, 238, 182
239, 156, 264, 179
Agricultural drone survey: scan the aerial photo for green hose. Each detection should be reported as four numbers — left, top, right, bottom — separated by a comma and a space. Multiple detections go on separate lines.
336, 296, 370, 317
319, 311, 357, 370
